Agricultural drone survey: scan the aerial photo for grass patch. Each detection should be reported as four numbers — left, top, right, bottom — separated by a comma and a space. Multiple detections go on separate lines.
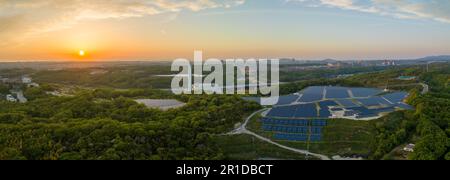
213, 134, 317, 160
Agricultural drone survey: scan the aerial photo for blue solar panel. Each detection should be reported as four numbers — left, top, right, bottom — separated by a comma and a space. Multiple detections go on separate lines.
267, 105, 296, 118
276, 95, 300, 105
337, 99, 359, 107
319, 100, 339, 106
325, 87, 350, 99
299, 86, 325, 102
298, 120, 309, 126
318, 100, 336, 118
311, 127, 322, 134
350, 88, 382, 97
311, 120, 327, 126
294, 104, 318, 118
305, 127, 310, 133
357, 97, 392, 106
383, 92, 408, 103
347, 106, 378, 117
376, 97, 393, 105
357, 97, 382, 106
294, 127, 300, 133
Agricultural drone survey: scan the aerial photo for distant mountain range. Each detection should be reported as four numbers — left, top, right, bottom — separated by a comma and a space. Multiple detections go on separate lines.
280, 55, 450, 63
414, 55, 450, 61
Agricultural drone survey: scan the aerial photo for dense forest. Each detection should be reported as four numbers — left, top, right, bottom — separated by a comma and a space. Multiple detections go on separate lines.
367, 64, 449, 160
0, 88, 260, 160
30, 66, 173, 89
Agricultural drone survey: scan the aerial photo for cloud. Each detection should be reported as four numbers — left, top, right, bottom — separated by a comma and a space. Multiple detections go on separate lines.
287, 0, 450, 23
0, 0, 245, 45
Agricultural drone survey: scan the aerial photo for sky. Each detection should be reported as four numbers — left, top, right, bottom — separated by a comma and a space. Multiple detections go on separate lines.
0, 0, 450, 61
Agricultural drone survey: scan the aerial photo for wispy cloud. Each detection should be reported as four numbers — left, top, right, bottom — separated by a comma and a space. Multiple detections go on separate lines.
287, 0, 450, 23
0, 0, 245, 45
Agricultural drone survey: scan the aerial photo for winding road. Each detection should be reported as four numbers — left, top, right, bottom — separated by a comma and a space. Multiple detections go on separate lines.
227, 108, 331, 160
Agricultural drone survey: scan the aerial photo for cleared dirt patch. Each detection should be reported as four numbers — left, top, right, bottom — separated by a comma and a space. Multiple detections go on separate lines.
135, 99, 185, 111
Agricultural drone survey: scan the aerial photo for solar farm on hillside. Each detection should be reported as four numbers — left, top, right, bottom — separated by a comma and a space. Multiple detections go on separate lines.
244, 86, 413, 143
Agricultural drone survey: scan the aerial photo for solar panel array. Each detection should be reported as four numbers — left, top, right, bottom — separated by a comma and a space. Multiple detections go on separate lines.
293, 104, 317, 118
350, 88, 382, 97
262, 125, 310, 134
261, 118, 310, 126
276, 95, 300, 105
357, 97, 392, 107
261, 86, 412, 125
318, 100, 337, 118
268, 103, 320, 118
298, 86, 325, 102
258, 86, 410, 107
337, 99, 359, 107
311, 120, 327, 126
383, 92, 408, 103
325, 87, 350, 99
261, 118, 327, 142
266, 106, 297, 117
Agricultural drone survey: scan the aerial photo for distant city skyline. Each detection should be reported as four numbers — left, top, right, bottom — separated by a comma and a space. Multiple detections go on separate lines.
1, 0, 450, 61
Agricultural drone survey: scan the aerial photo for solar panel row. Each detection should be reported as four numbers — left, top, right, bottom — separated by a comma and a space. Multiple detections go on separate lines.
276, 95, 300, 105
383, 92, 408, 103
261, 118, 327, 127
325, 87, 350, 99
262, 125, 310, 134
273, 133, 309, 142
266, 106, 296, 117
347, 106, 391, 118
261, 118, 311, 126
298, 86, 325, 102
319, 100, 339, 106
337, 99, 359, 107
293, 104, 317, 118
267, 103, 320, 118
318, 100, 337, 118
310, 127, 322, 134
350, 88, 382, 97
311, 120, 327, 126
357, 97, 392, 106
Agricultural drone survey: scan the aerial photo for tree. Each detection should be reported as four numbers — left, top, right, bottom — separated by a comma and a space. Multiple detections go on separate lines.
409, 119, 449, 160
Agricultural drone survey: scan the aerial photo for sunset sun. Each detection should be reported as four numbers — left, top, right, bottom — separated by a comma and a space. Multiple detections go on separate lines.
79, 50, 85, 57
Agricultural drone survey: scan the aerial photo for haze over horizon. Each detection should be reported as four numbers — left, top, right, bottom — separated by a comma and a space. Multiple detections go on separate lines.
1, 0, 450, 61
